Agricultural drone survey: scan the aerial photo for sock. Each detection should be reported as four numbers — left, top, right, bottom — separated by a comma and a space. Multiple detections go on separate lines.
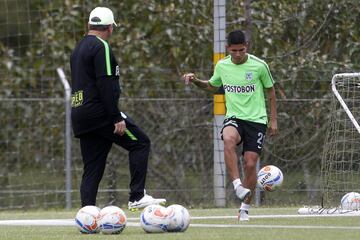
232, 178, 242, 190
240, 202, 250, 211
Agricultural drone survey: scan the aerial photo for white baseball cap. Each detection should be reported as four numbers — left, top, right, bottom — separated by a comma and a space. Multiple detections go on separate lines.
88, 7, 117, 26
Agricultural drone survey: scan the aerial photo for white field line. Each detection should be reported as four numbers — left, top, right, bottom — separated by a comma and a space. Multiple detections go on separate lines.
0, 220, 74, 226
189, 224, 360, 230
187, 213, 360, 220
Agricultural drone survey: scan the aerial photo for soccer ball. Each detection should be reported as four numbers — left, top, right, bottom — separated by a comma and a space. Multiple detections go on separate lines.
98, 206, 127, 234
340, 192, 360, 210
166, 204, 190, 232
257, 165, 284, 191
75, 205, 100, 234
140, 204, 170, 233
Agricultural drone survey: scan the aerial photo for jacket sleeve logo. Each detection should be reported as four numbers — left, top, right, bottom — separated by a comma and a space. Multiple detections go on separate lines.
71, 90, 84, 108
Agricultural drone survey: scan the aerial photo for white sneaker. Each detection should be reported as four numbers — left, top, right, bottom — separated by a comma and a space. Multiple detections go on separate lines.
128, 192, 166, 211
235, 185, 251, 201
238, 210, 249, 221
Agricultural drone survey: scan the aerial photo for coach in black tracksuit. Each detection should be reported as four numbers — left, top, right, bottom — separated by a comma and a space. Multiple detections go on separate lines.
70, 7, 151, 207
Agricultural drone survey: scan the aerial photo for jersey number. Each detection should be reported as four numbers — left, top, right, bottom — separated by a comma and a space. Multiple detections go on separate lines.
257, 132, 265, 146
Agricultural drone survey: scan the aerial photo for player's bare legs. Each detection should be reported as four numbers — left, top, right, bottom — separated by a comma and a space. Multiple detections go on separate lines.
222, 126, 251, 202
239, 151, 259, 221
243, 151, 259, 203
222, 126, 241, 180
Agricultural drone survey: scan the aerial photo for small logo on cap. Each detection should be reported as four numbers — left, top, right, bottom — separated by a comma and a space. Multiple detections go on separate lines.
91, 17, 101, 23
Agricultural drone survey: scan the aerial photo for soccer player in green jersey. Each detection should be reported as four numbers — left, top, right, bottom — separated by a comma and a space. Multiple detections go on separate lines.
182, 30, 278, 221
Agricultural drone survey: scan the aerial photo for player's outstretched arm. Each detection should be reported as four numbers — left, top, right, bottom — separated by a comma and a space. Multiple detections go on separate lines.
181, 73, 218, 92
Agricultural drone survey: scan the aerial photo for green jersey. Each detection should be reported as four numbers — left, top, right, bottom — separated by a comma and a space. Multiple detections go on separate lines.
209, 54, 274, 124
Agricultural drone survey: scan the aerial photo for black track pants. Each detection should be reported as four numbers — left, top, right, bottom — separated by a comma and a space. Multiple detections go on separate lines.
79, 113, 150, 206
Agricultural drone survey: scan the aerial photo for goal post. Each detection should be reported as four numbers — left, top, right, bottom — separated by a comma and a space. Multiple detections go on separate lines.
320, 72, 360, 209
56, 68, 72, 209
213, 0, 227, 207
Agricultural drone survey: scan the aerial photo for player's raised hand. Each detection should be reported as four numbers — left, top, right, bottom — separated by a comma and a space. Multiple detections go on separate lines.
182, 73, 196, 85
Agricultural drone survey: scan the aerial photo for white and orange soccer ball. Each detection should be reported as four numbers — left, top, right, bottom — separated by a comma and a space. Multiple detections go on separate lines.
140, 204, 170, 233
98, 206, 127, 234
75, 205, 101, 234
166, 204, 190, 232
257, 165, 284, 191
340, 192, 360, 210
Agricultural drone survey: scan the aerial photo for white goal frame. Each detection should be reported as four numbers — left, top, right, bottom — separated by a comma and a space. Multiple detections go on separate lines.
310, 73, 360, 215
331, 73, 360, 134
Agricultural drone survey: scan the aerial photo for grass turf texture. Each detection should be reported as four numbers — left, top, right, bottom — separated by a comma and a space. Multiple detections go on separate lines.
0, 208, 359, 240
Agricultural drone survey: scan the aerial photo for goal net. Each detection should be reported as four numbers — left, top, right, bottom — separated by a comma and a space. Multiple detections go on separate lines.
320, 73, 360, 209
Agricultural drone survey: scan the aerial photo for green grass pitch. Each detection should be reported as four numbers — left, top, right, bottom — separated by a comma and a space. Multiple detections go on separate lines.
0, 208, 359, 240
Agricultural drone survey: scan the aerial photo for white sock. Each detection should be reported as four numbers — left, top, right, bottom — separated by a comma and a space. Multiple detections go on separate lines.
232, 178, 242, 190
240, 202, 250, 211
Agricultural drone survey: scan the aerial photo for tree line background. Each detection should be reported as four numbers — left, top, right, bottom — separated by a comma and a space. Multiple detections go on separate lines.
0, 0, 359, 209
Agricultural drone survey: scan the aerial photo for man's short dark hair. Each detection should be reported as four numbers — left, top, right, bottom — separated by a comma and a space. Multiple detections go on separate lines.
89, 24, 111, 31
227, 30, 246, 45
